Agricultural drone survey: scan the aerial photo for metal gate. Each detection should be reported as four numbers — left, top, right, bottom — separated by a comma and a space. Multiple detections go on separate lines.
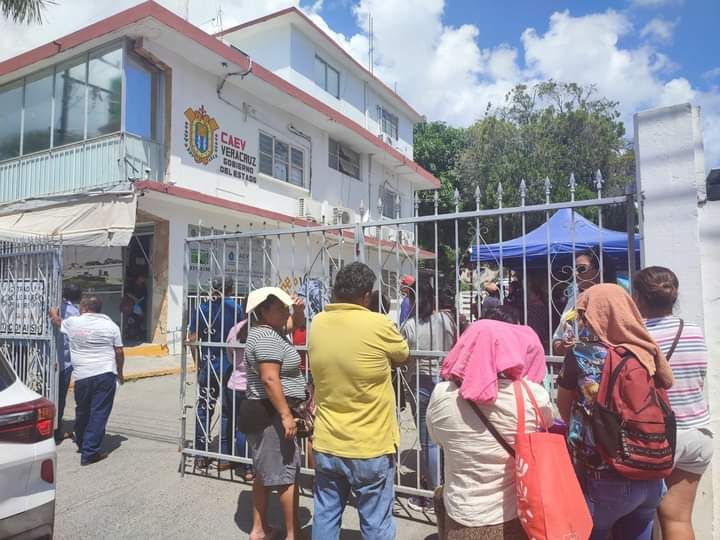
0, 238, 63, 410
179, 175, 638, 502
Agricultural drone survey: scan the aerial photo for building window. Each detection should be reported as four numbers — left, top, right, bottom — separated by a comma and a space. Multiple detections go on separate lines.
125, 59, 158, 140
54, 57, 87, 146
314, 55, 340, 98
378, 106, 399, 140
0, 81, 23, 160
86, 48, 122, 139
0, 42, 163, 163
381, 187, 398, 218
328, 138, 360, 179
259, 132, 305, 187
23, 69, 53, 154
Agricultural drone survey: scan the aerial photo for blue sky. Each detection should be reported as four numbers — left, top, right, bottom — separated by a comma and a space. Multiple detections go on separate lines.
1, 0, 718, 166
318, 0, 719, 95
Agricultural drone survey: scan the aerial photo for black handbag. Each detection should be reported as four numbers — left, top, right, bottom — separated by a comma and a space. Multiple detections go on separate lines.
237, 399, 276, 433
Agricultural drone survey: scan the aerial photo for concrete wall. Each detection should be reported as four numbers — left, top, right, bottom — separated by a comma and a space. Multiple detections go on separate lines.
635, 103, 717, 539
143, 39, 416, 222
223, 21, 415, 159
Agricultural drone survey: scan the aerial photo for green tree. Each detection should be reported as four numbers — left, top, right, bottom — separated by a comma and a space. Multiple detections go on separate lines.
413, 81, 635, 278
1, 0, 52, 23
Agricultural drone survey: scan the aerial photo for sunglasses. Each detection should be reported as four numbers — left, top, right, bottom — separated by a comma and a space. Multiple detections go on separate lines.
575, 264, 592, 274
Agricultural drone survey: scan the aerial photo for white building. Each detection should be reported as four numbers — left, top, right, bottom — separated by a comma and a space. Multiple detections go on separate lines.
0, 1, 439, 349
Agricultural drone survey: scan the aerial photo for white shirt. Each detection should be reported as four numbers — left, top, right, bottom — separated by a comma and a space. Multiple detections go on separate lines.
61, 313, 122, 381
427, 379, 554, 527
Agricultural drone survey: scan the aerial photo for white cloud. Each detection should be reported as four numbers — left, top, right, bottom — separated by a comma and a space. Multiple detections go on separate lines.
0, 0, 717, 168
640, 18, 677, 43
703, 67, 720, 81
629, 0, 683, 8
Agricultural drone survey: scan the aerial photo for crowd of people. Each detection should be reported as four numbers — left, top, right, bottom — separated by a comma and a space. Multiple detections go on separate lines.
184, 254, 711, 540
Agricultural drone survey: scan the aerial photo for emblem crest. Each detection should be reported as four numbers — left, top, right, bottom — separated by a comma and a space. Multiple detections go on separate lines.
184, 106, 219, 165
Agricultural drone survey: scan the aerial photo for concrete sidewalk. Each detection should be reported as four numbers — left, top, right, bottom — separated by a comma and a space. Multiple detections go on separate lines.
122, 353, 186, 381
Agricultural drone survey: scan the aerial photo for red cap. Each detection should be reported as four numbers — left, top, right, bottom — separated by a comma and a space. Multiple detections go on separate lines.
400, 275, 415, 287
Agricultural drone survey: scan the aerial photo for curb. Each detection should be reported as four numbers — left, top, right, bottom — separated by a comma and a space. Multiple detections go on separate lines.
67, 366, 194, 390
123, 343, 170, 357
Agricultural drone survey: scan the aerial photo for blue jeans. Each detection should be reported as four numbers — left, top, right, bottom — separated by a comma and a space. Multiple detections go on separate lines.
576, 466, 664, 540
195, 354, 232, 457
312, 451, 395, 540
55, 366, 73, 440
74, 372, 117, 464
232, 389, 253, 471
409, 373, 440, 491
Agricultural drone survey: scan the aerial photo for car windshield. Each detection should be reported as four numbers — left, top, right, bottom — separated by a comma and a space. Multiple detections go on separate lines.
0, 354, 17, 392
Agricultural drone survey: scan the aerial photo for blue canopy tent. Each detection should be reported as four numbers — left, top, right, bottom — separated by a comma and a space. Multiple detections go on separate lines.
469, 208, 640, 269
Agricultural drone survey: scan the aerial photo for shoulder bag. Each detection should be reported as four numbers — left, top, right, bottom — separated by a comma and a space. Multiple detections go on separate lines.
468, 380, 593, 540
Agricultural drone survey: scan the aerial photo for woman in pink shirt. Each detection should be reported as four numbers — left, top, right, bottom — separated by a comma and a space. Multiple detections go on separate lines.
227, 320, 254, 481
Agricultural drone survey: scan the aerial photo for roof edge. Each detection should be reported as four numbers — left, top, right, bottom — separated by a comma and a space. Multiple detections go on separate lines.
216, 7, 424, 123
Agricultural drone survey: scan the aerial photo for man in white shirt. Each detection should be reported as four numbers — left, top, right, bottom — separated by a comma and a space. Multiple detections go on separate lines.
50, 295, 124, 466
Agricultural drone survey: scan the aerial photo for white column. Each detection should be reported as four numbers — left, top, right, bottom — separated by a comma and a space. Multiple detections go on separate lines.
635, 103, 717, 539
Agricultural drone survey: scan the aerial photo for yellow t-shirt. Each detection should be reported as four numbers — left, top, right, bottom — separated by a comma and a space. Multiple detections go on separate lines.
308, 303, 409, 459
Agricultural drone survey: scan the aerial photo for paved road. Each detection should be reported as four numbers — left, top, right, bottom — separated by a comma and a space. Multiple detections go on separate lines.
55, 374, 438, 539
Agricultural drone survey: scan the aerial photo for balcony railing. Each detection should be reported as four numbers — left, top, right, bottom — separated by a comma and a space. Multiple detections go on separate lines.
0, 133, 164, 202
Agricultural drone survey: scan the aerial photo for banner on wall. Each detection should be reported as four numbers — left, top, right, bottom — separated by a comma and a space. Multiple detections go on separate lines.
184, 105, 257, 183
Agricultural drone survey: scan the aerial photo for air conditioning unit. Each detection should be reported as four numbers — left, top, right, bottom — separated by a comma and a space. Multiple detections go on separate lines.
297, 197, 324, 223
400, 230, 415, 245
382, 227, 399, 242
331, 206, 355, 226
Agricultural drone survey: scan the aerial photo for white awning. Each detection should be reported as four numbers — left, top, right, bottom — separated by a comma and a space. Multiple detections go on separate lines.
0, 184, 137, 246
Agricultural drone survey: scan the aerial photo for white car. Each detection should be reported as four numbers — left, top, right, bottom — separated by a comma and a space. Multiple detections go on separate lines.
0, 354, 56, 539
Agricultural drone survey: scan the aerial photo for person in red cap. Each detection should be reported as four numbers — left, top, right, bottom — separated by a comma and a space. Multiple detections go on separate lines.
399, 275, 416, 326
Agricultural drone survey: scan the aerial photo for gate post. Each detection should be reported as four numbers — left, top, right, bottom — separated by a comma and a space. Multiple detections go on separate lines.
635, 103, 717, 539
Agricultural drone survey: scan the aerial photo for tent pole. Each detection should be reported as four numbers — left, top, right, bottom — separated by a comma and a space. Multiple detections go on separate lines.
626, 183, 638, 289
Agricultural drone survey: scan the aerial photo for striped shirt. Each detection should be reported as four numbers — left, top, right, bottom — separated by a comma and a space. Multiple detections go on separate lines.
645, 316, 710, 429
244, 325, 306, 401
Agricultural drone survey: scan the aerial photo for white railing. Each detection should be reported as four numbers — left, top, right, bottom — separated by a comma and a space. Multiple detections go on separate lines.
0, 133, 164, 202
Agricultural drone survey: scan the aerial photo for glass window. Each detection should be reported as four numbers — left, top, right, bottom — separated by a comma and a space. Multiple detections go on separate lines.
23, 70, 53, 154
87, 48, 122, 138
290, 147, 303, 186
54, 58, 87, 147
329, 137, 360, 180
0, 81, 23, 160
379, 107, 399, 140
314, 55, 340, 99
314, 56, 326, 90
274, 140, 289, 181
382, 187, 397, 218
125, 61, 154, 139
258, 131, 304, 186
327, 65, 339, 98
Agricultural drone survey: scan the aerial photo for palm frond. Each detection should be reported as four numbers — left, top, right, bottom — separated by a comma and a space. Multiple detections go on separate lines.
1, 0, 54, 24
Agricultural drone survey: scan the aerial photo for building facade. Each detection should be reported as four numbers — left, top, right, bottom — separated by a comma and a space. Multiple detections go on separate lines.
0, 2, 439, 349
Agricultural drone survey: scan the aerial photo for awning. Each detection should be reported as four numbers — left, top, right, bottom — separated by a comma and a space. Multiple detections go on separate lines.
0, 183, 137, 246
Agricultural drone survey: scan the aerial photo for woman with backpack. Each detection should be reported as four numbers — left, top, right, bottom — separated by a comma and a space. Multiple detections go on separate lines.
557, 283, 674, 540
401, 279, 457, 512
633, 267, 713, 540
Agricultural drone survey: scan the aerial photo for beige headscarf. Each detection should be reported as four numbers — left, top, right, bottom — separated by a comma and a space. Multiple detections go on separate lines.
576, 283, 673, 387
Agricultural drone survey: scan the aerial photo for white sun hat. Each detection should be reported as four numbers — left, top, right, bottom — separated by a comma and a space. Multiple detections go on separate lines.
245, 286, 293, 314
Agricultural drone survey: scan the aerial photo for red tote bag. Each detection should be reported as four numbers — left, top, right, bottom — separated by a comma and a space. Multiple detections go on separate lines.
513, 380, 592, 540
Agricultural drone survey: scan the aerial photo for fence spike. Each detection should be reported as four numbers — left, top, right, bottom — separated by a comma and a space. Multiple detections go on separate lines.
377, 196, 383, 216
433, 190, 439, 215
520, 178, 527, 205
359, 199, 365, 218
413, 192, 419, 216
496, 182, 504, 208
595, 169, 604, 194
453, 188, 460, 212
395, 193, 401, 219
475, 185, 481, 210
569, 173, 576, 200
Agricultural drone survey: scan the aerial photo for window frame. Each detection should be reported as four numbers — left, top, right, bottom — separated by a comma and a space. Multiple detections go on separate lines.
258, 131, 306, 187
381, 186, 399, 219
0, 38, 163, 163
328, 137, 361, 180
378, 106, 399, 141
314, 55, 340, 99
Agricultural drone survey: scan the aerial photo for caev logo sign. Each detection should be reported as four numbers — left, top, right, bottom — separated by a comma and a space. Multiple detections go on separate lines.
184, 105, 219, 165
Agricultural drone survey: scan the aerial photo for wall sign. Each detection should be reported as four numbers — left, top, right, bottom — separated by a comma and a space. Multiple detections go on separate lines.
183, 104, 257, 183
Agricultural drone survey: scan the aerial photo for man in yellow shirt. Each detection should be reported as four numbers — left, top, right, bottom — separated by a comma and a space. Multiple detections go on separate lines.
308, 262, 409, 540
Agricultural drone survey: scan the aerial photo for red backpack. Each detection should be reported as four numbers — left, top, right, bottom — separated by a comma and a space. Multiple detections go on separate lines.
591, 346, 676, 480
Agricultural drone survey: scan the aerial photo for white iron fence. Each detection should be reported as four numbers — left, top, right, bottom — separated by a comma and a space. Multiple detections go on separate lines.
178, 174, 638, 503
